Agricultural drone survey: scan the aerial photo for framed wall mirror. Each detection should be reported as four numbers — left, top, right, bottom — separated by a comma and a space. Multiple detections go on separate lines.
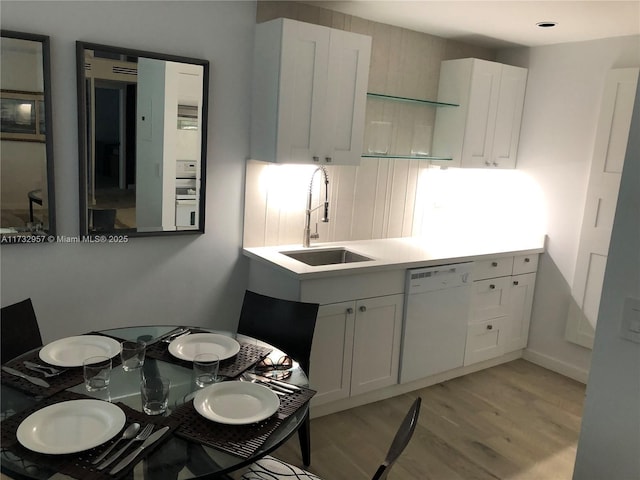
1, 30, 56, 242
76, 41, 208, 236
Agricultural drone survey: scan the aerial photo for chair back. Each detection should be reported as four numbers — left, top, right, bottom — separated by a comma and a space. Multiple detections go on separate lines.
371, 397, 422, 480
89, 208, 116, 232
1, 298, 43, 363
237, 290, 319, 375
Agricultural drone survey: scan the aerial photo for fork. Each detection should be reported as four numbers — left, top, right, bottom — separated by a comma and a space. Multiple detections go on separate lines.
97, 423, 154, 470
23, 361, 67, 377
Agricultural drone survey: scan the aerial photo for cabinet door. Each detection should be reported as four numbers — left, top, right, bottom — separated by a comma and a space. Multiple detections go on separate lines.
491, 65, 527, 168
464, 316, 507, 365
470, 276, 511, 322
324, 29, 371, 165
505, 273, 536, 352
566, 67, 639, 348
309, 301, 355, 406
350, 295, 403, 396
278, 20, 330, 164
461, 59, 502, 168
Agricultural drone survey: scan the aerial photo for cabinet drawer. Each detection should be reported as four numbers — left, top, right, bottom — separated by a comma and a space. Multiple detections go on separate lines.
513, 254, 538, 275
464, 316, 507, 365
470, 277, 511, 322
473, 257, 514, 280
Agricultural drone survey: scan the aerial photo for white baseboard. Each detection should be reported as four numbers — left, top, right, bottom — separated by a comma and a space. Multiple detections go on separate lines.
523, 348, 590, 384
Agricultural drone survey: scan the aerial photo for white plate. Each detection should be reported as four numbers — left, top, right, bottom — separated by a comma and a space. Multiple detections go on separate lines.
16, 400, 126, 454
193, 382, 280, 425
39, 335, 121, 367
168, 333, 240, 362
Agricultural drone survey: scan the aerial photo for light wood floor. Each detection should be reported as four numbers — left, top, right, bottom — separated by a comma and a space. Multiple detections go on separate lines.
1, 360, 585, 480
253, 359, 586, 480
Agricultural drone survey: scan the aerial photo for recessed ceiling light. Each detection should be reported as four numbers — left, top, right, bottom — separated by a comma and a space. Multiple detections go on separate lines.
536, 21, 558, 28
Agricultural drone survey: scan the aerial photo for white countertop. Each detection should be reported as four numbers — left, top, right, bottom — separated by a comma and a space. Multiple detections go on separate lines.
243, 234, 546, 280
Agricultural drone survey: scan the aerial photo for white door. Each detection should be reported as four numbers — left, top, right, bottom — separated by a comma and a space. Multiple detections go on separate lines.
566, 68, 639, 348
324, 29, 371, 165
506, 273, 536, 352
492, 65, 527, 168
462, 59, 501, 168
278, 20, 329, 164
350, 295, 403, 396
309, 301, 354, 406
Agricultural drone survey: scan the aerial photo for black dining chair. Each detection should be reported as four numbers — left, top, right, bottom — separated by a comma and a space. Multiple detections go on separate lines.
1, 298, 43, 364
89, 207, 117, 232
237, 290, 319, 467
240, 396, 422, 480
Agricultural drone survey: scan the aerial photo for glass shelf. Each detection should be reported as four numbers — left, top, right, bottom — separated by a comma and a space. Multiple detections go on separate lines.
361, 154, 452, 161
366, 92, 458, 108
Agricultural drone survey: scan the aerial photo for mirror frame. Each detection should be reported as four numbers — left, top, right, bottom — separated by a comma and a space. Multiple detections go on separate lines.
75, 41, 209, 238
1, 30, 56, 242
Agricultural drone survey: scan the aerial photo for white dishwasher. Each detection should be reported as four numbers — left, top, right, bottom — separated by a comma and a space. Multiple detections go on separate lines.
400, 262, 473, 383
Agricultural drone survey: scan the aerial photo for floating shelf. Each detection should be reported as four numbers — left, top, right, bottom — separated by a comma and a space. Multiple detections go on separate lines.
366, 92, 458, 108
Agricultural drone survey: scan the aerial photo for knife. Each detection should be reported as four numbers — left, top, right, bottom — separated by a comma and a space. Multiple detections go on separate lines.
2, 366, 50, 388
250, 373, 300, 391
109, 426, 169, 475
249, 375, 294, 394
146, 327, 188, 346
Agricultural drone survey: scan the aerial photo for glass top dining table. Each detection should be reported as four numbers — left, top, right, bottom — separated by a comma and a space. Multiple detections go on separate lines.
0, 326, 311, 480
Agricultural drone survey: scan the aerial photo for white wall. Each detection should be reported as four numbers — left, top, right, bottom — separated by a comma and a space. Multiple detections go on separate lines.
0, 1, 257, 340
573, 77, 640, 480
499, 36, 640, 381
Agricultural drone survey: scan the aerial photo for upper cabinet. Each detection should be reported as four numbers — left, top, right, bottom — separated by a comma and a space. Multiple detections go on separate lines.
251, 18, 372, 165
432, 58, 528, 169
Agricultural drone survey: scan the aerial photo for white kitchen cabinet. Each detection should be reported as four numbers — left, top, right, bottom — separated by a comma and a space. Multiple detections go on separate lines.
464, 316, 508, 365
506, 272, 536, 351
309, 294, 403, 405
308, 301, 354, 405
432, 58, 527, 169
251, 18, 371, 165
465, 253, 538, 365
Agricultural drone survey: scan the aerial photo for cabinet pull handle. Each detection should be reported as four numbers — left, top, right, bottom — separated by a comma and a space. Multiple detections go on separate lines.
513, 280, 519, 286
491, 262, 498, 267
324, 156, 332, 163
485, 160, 491, 166
489, 284, 496, 290
524, 258, 530, 263
346, 308, 354, 315
487, 324, 493, 330
359, 306, 367, 313
492, 161, 498, 167
312, 156, 320, 162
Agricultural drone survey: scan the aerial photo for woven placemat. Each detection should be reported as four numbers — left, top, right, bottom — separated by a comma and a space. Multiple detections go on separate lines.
145, 340, 273, 379
1, 390, 178, 480
173, 383, 315, 459
1, 333, 125, 398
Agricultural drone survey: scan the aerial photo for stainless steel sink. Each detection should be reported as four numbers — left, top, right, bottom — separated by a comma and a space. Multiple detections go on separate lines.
281, 248, 373, 266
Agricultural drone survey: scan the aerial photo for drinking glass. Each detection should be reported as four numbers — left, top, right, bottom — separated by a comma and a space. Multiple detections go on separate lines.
120, 340, 146, 371
193, 353, 220, 388
83, 356, 112, 391
141, 376, 170, 415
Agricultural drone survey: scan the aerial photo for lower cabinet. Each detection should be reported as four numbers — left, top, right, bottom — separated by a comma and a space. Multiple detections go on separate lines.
464, 254, 538, 366
309, 294, 403, 405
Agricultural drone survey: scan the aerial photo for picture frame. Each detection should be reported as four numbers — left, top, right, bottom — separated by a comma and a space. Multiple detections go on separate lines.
0, 90, 46, 142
